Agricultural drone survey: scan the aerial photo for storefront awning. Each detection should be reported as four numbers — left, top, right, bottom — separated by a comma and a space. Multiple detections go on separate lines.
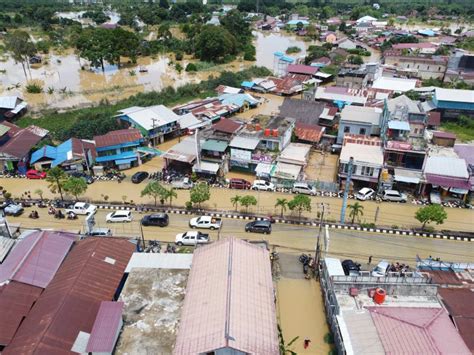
192, 161, 220, 174
394, 168, 422, 184
115, 157, 137, 165
425, 174, 471, 190
255, 163, 274, 176
449, 187, 469, 195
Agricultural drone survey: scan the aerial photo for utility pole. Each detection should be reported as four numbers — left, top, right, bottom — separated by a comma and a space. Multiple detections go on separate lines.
340, 157, 354, 224
139, 222, 146, 252
315, 203, 326, 280
151, 118, 158, 147
374, 206, 380, 224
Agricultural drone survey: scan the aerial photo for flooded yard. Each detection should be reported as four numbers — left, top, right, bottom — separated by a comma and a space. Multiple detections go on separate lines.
304, 150, 338, 183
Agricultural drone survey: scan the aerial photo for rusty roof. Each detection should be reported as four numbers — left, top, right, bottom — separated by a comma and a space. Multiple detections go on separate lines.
0, 282, 43, 346
0, 129, 43, 159
94, 129, 143, 148
4, 237, 135, 355
86, 301, 124, 353
295, 123, 325, 143
212, 118, 242, 134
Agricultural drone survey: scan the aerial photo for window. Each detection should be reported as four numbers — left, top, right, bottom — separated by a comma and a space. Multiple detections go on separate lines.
359, 128, 366, 135
344, 126, 350, 133
360, 166, 374, 176
427, 66, 430, 70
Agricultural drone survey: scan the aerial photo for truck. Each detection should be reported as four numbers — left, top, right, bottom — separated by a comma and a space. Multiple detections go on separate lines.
171, 177, 194, 190
189, 215, 222, 230
175, 231, 210, 246
65, 202, 97, 215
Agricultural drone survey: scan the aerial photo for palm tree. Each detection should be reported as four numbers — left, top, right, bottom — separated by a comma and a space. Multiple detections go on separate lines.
275, 198, 288, 218
230, 195, 241, 211
166, 187, 178, 207
348, 202, 364, 224
45, 167, 67, 201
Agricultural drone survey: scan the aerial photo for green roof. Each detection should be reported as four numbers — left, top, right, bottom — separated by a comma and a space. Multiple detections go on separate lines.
201, 139, 228, 152
0, 124, 11, 137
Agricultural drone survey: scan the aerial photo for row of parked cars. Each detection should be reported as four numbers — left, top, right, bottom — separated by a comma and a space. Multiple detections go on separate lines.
355, 188, 408, 203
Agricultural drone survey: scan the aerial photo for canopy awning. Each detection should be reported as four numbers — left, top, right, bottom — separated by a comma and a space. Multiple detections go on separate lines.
425, 174, 471, 190
449, 187, 469, 195
394, 168, 422, 184
192, 161, 220, 174
255, 163, 274, 176
115, 157, 136, 165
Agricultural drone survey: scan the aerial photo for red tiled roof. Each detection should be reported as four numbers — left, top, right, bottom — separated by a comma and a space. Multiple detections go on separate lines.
0, 282, 43, 346
427, 111, 441, 126
213, 118, 242, 134
295, 123, 325, 143
4, 238, 135, 355
287, 64, 318, 75
94, 129, 143, 148
86, 301, 124, 352
368, 307, 471, 354
433, 131, 456, 139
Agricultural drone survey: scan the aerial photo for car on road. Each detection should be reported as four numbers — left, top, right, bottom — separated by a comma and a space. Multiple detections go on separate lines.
175, 231, 210, 246
292, 182, 316, 196
189, 216, 222, 230
381, 189, 407, 203
251, 180, 275, 192
26, 169, 46, 179
245, 220, 272, 234
106, 210, 133, 223
229, 178, 251, 190
341, 259, 361, 276
131, 171, 149, 184
141, 213, 169, 227
86, 228, 112, 237
68, 171, 94, 184
171, 177, 193, 189
65, 202, 97, 215
372, 260, 390, 277
3, 203, 24, 216
356, 187, 375, 201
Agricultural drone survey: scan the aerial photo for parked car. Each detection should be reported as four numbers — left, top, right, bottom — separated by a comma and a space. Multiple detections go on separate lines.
4, 203, 24, 216
292, 182, 316, 196
189, 216, 222, 230
141, 213, 169, 227
26, 169, 46, 179
251, 180, 275, 192
65, 202, 97, 215
381, 189, 407, 203
171, 177, 193, 189
69, 171, 94, 184
175, 231, 210, 246
372, 260, 390, 277
131, 171, 149, 184
86, 228, 112, 237
356, 187, 375, 201
341, 259, 361, 276
106, 210, 133, 223
245, 220, 272, 234
229, 178, 251, 190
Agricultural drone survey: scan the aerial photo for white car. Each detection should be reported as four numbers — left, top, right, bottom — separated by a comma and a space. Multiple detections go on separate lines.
251, 180, 275, 192
175, 231, 210, 246
372, 260, 390, 277
381, 190, 407, 203
356, 188, 375, 201
65, 202, 97, 215
106, 210, 133, 223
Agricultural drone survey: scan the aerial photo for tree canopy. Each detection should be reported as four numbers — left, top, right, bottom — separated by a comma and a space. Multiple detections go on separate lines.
190, 182, 210, 209
288, 195, 312, 219
141, 181, 167, 206
195, 25, 237, 62
64, 176, 88, 200
4, 30, 36, 80
415, 205, 447, 230
46, 167, 67, 200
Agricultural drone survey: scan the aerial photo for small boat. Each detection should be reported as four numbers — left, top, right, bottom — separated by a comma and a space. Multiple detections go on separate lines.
139, 66, 148, 73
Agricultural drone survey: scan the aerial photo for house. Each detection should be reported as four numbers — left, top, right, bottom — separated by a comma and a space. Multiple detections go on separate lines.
432, 131, 456, 147
94, 129, 144, 170
383, 55, 447, 80
287, 19, 309, 29
173, 238, 279, 355
337, 38, 357, 50
258, 116, 295, 151
418, 29, 436, 37
427, 111, 441, 129
30, 138, 96, 171
4, 238, 135, 355
177, 112, 210, 134
279, 98, 326, 125
454, 144, 474, 190
286, 64, 319, 77
372, 76, 418, 93
228, 134, 262, 173
199, 138, 229, 175
336, 67, 368, 89
432, 87, 474, 118
315, 86, 368, 107
0, 96, 27, 120
162, 136, 201, 172
310, 56, 331, 68
385, 95, 427, 138
116, 105, 181, 145
320, 31, 337, 44
174, 98, 239, 122
356, 16, 377, 24
218, 93, 261, 112
391, 42, 437, 54
337, 106, 382, 144
274, 142, 311, 181
294, 123, 325, 144
212, 118, 242, 138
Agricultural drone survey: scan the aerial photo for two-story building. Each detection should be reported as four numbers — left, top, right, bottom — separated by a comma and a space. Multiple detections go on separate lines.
432, 87, 474, 119
336, 106, 382, 144
336, 68, 368, 89
383, 54, 447, 80
94, 129, 144, 170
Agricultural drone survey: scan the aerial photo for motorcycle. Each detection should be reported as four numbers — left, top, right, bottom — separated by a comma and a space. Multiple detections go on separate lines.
28, 211, 39, 219
67, 212, 78, 220
299, 253, 315, 279
54, 211, 65, 219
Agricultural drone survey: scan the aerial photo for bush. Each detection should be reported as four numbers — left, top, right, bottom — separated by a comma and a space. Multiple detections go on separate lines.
286, 46, 302, 54
185, 63, 197, 72
26, 81, 42, 94
185, 201, 193, 210
175, 51, 183, 61
360, 222, 376, 229
324, 332, 334, 344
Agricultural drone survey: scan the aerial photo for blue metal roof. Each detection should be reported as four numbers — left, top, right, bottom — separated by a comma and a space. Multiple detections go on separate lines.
418, 29, 435, 36
219, 93, 259, 108
96, 151, 137, 163
241, 81, 255, 88
115, 157, 137, 165
287, 20, 309, 26
30, 139, 74, 167
274, 51, 284, 57
388, 120, 411, 131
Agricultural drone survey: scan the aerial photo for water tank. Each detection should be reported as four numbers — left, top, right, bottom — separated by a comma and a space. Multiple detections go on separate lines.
373, 288, 386, 304
255, 123, 261, 131
264, 128, 271, 136
272, 129, 278, 137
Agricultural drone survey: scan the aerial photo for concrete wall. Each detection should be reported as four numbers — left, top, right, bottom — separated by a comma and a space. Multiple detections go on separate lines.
337, 122, 373, 144
384, 57, 446, 80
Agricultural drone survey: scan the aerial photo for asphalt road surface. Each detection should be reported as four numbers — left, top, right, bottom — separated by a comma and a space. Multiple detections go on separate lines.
11, 208, 474, 265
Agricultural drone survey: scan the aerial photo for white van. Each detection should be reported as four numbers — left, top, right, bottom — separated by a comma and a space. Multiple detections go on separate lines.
292, 182, 317, 196
372, 260, 390, 277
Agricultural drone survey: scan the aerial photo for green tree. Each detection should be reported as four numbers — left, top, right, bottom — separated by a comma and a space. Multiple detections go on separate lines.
230, 195, 241, 211
159, 0, 169, 9
46, 167, 67, 201
141, 181, 167, 206
415, 205, 448, 230
288, 195, 312, 219
34, 188, 44, 201
158, 23, 172, 40
348, 55, 364, 65
190, 182, 210, 209
63, 176, 88, 201
296, 21, 304, 31
275, 198, 288, 218
4, 30, 36, 80
306, 24, 318, 40
164, 187, 177, 207
240, 195, 257, 213
195, 25, 237, 62
220, 9, 251, 50
348, 202, 364, 224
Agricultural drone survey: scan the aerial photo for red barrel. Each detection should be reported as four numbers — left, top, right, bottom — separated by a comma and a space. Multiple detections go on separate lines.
373, 288, 386, 304
264, 128, 270, 136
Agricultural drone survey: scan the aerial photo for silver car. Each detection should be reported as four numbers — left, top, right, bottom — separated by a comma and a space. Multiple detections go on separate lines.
381, 190, 407, 203
292, 182, 316, 196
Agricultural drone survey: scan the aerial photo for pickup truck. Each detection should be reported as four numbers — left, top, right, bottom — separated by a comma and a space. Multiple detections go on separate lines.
65, 202, 97, 215
175, 231, 210, 246
189, 216, 222, 230
171, 177, 194, 190
3, 203, 24, 216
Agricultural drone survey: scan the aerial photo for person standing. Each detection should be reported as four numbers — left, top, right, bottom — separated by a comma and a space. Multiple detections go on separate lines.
368, 255, 373, 265
304, 338, 311, 349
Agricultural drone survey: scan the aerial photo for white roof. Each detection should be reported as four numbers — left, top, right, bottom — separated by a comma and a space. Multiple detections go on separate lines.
193, 161, 220, 174
273, 162, 302, 180
221, 86, 241, 94
372, 77, 417, 92
315, 87, 367, 105
279, 143, 311, 165
0, 236, 15, 263
10, 102, 27, 114
340, 143, 384, 167
325, 257, 345, 277
424, 156, 468, 178
340, 106, 382, 126
125, 253, 193, 273
178, 113, 209, 130
0, 96, 20, 110
118, 105, 180, 130
387, 95, 421, 113
394, 168, 422, 184
315, 72, 333, 79
357, 15, 377, 24
435, 87, 474, 103
255, 163, 274, 175
229, 135, 260, 150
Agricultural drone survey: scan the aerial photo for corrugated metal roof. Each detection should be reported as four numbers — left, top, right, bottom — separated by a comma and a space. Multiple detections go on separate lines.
295, 123, 325, 143
425, 156, 468, 178
0, 124, 11, 137
435, 88, 474, 103
0, 96, 20, 110
368, 307, 471, 354
339, 309, 385, 354
287, 64, 318, 75
201, 139, 228, 152
0, 236, 15, 263
433, 131, 456, 139
94, 129, 143, 148
125, 253, 193, 273
388, 120, 411, 131
86, 301, 124, 352
0, 231, 76, 288
213, 118, 242, 134
118, 105, 180, 131
340, 143, 384, 166
229, 135, 260, 150
0, 129, 43, 159
0, 281, 43, 346
4, 237, 135, 355
372, 77, 417, 92
173, 238, 279, 355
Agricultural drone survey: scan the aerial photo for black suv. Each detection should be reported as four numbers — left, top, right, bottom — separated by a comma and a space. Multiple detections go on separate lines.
141, 213, 169, 227
131, 171, 149, 184
245, 220, 272, 234
341, 259, 361, 276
